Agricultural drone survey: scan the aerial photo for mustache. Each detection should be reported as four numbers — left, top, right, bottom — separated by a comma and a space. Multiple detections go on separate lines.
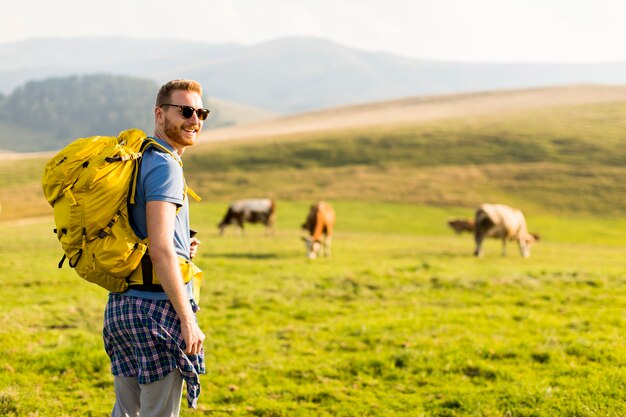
183, 123, 201, 131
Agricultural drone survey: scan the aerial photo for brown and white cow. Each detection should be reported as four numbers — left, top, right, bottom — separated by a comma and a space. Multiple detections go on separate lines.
447, 218, 475, 234
218, 198, 276, 235
301, 201, 335, 259
474, 204, 539, 258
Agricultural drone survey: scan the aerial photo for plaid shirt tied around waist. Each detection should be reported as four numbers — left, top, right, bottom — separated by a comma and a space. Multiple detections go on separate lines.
103, 293, 206, 408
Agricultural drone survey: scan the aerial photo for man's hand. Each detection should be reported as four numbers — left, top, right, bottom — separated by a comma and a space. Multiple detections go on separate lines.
181, 320, 205, 355
190, 237, 201, 259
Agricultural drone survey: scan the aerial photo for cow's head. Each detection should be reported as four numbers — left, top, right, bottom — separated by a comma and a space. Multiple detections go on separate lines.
301, 204, 316, 232
518, 233, 539, 258
301, 237, 321, 259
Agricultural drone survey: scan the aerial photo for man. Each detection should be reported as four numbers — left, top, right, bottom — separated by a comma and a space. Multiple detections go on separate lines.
103, 79, 208, 416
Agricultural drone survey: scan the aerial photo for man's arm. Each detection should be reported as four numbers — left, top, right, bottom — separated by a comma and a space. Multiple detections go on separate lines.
146, 200, 205, 355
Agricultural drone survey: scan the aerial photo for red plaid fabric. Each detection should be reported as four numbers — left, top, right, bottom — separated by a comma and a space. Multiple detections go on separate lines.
103, 293, 206, 408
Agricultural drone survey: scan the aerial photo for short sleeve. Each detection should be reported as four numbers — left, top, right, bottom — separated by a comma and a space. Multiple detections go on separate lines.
141, 148, 185, 207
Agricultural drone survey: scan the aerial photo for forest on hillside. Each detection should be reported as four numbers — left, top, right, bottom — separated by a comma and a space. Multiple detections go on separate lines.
0, 75, 156, 151
0, 75, 237, 152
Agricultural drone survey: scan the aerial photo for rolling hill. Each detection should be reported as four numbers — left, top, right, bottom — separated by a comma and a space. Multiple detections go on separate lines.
197, 84, 626, 143
2, 85, 625, 223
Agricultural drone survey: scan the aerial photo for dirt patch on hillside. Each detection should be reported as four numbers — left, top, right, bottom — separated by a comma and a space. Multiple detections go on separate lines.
198, 84, 626, 143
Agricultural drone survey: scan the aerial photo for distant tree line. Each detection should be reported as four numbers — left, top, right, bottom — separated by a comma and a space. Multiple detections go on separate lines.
0, 74, 235, 151
0, 75, 157, 142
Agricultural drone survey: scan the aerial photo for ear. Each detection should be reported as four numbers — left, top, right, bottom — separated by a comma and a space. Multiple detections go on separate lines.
531, 233, 541, 241
154, 105, 165, 123
301, 237, 310, 242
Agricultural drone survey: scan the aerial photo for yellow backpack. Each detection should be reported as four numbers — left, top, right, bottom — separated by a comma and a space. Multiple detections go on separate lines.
42, 129, 202, 294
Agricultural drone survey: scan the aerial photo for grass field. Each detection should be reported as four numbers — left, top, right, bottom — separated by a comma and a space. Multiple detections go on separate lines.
1, 86, 625, 415
0, 201, 624, 416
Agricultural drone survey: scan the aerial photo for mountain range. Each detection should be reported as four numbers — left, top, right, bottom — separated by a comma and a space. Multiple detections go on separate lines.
3, 36, 626, 114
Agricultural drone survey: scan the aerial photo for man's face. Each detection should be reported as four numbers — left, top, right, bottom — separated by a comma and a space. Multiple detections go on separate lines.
158, 90, 204, 151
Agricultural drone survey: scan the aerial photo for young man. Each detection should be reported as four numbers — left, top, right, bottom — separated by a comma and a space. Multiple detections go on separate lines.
103, 79, 208, 416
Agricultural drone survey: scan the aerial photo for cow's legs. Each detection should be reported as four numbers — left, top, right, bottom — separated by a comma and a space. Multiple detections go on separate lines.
235, 219, 245, 236
474, 211, 494, 257
501, 239, 507, 256
518, 239, 530, 258
473, 232, 484, 257
323, 236, 332, 257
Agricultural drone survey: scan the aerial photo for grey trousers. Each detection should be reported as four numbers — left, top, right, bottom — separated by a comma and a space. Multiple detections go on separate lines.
111, 369, 184, 417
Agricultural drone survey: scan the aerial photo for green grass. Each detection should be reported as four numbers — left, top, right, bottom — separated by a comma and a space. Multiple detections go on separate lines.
1, 201, 625, 416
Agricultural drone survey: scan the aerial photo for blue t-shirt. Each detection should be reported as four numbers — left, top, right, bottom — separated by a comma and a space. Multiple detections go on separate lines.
125, 137, 193, 300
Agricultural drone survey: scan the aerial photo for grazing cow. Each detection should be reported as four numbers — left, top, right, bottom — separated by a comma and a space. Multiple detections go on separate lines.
474, 203, 539, 258
301, 202, 335, 259
447, 218, 475, 234
218, 198, 276, 235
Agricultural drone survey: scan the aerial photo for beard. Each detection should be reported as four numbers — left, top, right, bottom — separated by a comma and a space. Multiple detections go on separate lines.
163, 115, 200, 148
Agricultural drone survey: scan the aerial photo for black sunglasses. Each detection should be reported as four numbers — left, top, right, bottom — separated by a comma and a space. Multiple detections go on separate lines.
161, 104, 210, 120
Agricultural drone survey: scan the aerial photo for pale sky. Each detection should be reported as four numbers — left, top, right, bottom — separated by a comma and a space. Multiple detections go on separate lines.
1, 0, 624, 63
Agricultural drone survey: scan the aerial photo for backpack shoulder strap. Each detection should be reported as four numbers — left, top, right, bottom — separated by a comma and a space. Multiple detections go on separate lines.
129, 138, 154, 205
129, 137, 202, 205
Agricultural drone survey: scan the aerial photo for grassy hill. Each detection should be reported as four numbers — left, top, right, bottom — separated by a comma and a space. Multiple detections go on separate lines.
2, 85, 626, 222
198, 84, 626, 142
186, 85, 626, 216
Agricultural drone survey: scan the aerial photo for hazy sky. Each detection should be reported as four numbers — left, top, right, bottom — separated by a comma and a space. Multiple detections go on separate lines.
1, 0, 624, 63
